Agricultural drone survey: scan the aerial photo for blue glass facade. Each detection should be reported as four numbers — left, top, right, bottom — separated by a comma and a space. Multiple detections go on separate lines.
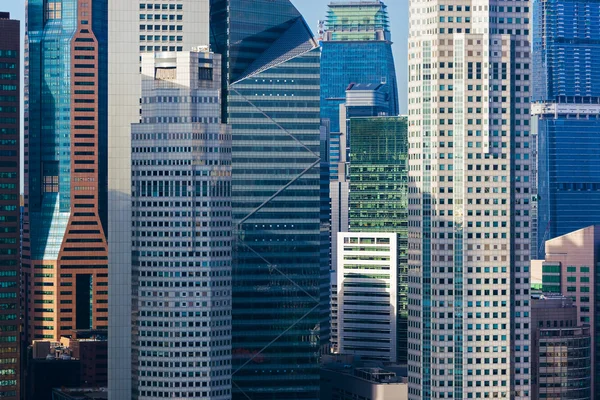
211, 1, 327, 399
27, 0, 78, 261
538, 119, 600, 248
533, 0, 600, 102
533, 0, 600, 255
320, 2, 398, 134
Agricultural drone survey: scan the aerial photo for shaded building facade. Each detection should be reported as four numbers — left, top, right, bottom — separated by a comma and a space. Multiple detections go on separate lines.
0, 11, 21, 400
531, 296, 591, 400
533, 0, 600, 254
321, 364, 408, 400
107, 2, 211, 398
24, 0, 108, 342
211, 1, 327, 398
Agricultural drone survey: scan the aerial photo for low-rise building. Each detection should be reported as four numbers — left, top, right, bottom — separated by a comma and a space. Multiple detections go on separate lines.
321, 355, 408, 400
531, 295, 591, 400
52, 388, 107, 400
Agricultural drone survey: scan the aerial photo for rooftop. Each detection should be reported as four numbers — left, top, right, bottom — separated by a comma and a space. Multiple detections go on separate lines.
52, 388, 108, 400
329, 1, 385, 7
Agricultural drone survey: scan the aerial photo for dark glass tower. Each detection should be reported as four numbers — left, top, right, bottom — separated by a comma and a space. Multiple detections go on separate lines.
25, 0, 108, 341
348, 116, 408, 364
320, 1, 398, 134
533, 0, 600, 257
210, 1, 327, 399
0, 12, 20, 400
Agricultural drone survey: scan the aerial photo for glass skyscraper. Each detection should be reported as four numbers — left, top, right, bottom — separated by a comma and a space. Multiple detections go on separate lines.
320, 1, 398, 134
210, 1, 327, 399
348, 116, 408, 364
25, 0, 108, 342
533, 0, 600, 257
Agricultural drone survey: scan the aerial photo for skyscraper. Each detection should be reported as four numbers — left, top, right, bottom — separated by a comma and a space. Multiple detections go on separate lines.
0, 12, 20, 400
533, 0, 600, 255
211, 1, 327, 398
24, 0, 108, 342
329, 83, 394, 315
348, 116, 408, 364
131, 50, 232, 400
107, 1, 211, 398
321, 1, 399, 133
320, 2, 399, 330
407, 2, 533, 400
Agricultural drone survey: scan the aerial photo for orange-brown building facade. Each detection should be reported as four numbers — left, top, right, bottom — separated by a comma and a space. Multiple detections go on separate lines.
24, 0, 108, 342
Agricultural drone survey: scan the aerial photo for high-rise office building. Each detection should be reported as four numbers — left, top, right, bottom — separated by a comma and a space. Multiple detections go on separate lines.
210, 1, 327, 398
531, 295, 591, 400
533, 0, 600, 255
130, 51, 232, 400
107, 1, 211, 398
24, 0, 108, 342
407, 2, 533, 399
321, 1, 398, 134
329, 84, 394, 330
321, 1, 399, 287
537, 225, 600, 398
0, 12, 20, 400
330, 83, 393, 274
348, 116, 408, 364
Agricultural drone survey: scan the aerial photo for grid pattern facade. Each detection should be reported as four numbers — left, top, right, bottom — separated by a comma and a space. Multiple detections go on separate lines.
336, 233, 397, 362
348, 116, 408, 364
541, 225, 600, 398
533, 0, 600, 256
210, 1, 327, 398
107, 2, 210, 397
321, 1, 399, 134
407, 2, 533, 399
25, 0, 109, 343
0, 13, 20, 400
131, 52, 232, 400
228, 49, 323, 400
137, 0, 209, 53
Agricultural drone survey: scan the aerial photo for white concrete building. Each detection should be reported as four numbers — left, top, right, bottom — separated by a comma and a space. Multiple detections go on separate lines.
407, 1, 533, 399
108, 2, 211, 399
130, 51, 232, 400
337, 232, 397, 362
